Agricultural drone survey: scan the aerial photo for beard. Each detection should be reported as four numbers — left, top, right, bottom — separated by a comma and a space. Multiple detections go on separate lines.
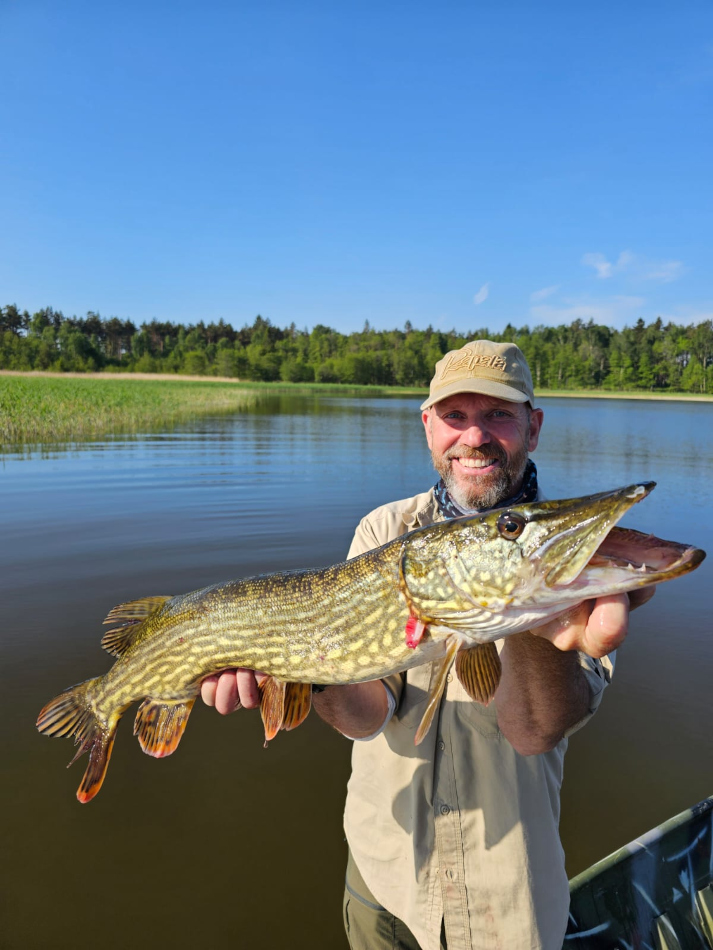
432, 436, 530, 511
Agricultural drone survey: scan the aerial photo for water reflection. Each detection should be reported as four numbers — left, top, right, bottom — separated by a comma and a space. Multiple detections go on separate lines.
1, 394, 711, 949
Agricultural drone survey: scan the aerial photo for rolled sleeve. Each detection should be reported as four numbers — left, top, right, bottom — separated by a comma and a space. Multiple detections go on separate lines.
564, 651, 616, 737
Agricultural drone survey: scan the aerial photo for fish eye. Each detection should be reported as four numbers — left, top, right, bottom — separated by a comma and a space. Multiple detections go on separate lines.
497, 512, 526, 540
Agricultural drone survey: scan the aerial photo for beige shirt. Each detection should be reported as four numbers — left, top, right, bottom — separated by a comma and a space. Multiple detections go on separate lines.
343, 488, 613, 950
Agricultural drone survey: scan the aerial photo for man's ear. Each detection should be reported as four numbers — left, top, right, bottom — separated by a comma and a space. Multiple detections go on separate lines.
422, 410, 433, 450
528, 408, 544, 452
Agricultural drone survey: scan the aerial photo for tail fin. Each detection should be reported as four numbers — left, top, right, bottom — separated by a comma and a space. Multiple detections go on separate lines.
36, 678, 122, 803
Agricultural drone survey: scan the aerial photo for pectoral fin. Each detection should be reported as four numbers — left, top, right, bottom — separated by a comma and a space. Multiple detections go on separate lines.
414, 638, 459, 746
455, 642, 501, 706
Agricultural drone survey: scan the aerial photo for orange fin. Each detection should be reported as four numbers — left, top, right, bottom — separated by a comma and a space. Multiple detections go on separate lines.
133, 698, 196, 758
259, 677, 286, 742
455, 642, 502, 706
282, 683, 312, 731
103, 596, 172, 626
37, 677, 122, 803
414, 638, 459, 745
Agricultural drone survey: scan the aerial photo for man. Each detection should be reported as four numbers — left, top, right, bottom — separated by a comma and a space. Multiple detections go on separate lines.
202, 340, 651, 950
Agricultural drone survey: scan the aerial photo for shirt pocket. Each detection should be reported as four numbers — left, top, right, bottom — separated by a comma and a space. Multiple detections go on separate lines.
395, 664, 434, 731
452, 676, 502, 739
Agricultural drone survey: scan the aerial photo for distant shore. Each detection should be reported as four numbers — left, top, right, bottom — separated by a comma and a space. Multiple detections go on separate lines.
535, 389, 713, 402
1, 369, 711, 402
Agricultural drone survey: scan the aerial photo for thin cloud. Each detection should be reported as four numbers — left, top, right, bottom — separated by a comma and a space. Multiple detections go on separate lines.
581, 251, 633, 279
530, 285, 560, 303
582, 250, 686, 283
640, 260, 686, 283
473, 283, 489, 306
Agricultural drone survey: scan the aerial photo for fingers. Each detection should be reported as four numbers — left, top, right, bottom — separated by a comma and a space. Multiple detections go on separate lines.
200, 674, 220, 707
582, 593, 629, 657
531, 594, 630, 658
236, 669, 262, 709
200, 669, 264, 715
215, 671, 240, 714
531, 602, 593, 653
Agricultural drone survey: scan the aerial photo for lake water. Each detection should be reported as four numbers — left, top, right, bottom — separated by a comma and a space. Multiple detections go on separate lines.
2, 394, 711, 949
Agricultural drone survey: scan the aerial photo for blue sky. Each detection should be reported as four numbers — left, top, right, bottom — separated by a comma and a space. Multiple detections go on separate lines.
2, 1, 711, 334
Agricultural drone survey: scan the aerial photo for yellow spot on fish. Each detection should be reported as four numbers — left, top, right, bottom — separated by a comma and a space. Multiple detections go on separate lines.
357, 655, 373, 666
326, 648, 343, 660
341, 661, 356, 673
348, 639, 364, 652
368, 641, 379, 654
480, 572, 491, 582
382, 633, 393, 647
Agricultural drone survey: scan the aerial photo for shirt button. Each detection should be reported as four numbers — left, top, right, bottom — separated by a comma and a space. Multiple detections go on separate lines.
446, 869, 458, 881
446, 674, 453, 683
440, 804, 450, 816
438, 740, 446, 752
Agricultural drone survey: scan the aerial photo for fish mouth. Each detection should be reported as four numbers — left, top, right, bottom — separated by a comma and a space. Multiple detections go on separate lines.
573, 526, 706, 595
515, 482, 705, 595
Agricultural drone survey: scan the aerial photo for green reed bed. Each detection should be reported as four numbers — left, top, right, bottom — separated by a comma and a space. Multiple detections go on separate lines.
0, 375, 260, 445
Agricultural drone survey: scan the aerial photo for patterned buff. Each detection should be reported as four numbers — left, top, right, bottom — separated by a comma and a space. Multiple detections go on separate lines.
434, 459, 539, 519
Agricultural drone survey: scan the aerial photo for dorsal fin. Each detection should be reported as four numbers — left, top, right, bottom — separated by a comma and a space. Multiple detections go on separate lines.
101, 596, 172, 657
100, 624, 143, 658
103, 596, 172, 625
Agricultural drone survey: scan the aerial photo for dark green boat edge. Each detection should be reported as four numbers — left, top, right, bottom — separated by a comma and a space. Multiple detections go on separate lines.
565, 795, 713, 948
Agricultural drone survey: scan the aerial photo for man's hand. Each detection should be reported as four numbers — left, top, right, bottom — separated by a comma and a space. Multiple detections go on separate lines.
200, 669, 265, 715
530, 587, 656, 658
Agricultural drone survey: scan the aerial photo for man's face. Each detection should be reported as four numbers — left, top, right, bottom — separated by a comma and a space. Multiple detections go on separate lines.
422, 393, 544, 510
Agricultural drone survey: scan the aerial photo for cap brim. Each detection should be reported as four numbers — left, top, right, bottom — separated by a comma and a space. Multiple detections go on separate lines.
420, 378, 531, 411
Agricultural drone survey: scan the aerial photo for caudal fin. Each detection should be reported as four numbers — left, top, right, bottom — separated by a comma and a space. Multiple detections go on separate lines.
36, 678, 122, 803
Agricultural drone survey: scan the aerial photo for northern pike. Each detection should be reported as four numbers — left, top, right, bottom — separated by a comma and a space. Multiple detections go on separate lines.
37, 482, 704, 802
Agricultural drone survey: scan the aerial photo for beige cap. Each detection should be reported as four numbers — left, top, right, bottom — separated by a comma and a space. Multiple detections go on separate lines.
420, 340, 535, 410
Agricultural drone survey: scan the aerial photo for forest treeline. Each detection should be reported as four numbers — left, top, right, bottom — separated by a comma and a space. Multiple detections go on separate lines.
1, 303, 712, 393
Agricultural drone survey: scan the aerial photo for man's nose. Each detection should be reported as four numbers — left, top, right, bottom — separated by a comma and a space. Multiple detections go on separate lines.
459, 419, 491, 447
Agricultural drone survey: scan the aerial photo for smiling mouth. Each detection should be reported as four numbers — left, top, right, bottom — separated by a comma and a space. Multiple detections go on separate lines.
453, 457, 500, 470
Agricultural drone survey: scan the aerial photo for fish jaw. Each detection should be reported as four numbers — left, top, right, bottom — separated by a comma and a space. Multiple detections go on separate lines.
514, 482, 656, 587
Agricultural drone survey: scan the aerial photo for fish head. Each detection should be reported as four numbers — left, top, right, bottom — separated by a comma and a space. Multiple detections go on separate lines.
400, 482, 705, 641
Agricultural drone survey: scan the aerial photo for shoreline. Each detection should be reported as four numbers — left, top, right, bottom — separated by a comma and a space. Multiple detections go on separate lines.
1, 369, 711, 402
